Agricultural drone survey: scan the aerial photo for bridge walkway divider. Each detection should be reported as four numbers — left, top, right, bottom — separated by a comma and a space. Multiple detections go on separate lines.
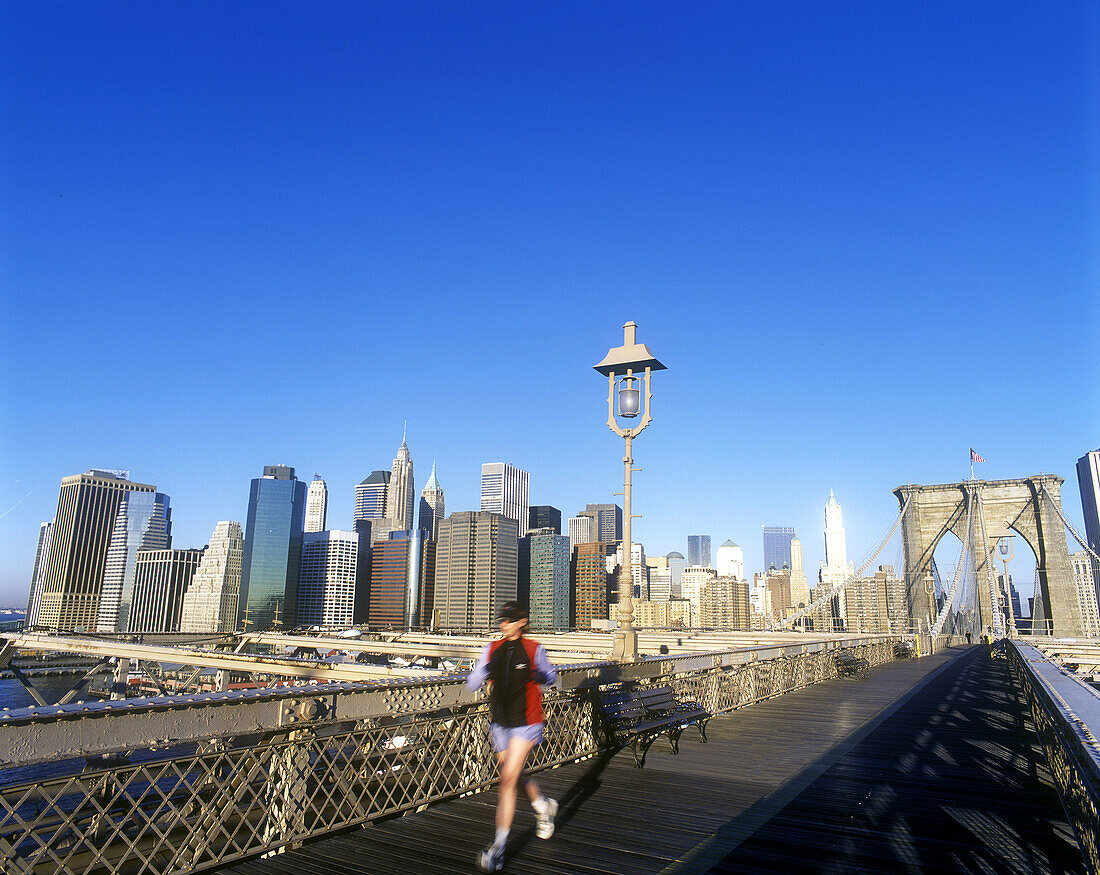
224, 645, 1085, 874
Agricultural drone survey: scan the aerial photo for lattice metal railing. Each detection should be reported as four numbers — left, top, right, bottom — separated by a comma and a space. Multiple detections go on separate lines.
0, 640, 901, 874
1005, 640, 1100, 875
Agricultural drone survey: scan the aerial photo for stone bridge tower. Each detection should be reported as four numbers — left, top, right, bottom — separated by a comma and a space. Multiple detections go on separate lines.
894, 475, 1082, 637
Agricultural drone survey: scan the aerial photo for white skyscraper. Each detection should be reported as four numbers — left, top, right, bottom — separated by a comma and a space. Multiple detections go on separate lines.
818, 491, 854, 629
679, 566, 716, 626
179, 521, 245, 633
384, 433, 415, 532
716, 540, 744, 579
480, 462, 529, 536
298, 530, 364, 628
568, 514, 595, 549
304, 475, 328, 533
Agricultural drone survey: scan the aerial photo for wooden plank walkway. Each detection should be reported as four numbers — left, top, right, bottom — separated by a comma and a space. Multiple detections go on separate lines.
225, 646, 1086, 874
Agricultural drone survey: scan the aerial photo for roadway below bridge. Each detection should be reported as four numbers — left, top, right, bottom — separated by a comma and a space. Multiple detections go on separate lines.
226, 645, 1086, 875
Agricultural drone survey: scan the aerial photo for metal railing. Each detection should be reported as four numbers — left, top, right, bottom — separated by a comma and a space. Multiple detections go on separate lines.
0, 636, 901, 874
1006, 640, 1100, 875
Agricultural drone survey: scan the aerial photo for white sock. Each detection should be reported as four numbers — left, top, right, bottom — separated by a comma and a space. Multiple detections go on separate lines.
533, 796, 549, 815
493, 828, 509, 849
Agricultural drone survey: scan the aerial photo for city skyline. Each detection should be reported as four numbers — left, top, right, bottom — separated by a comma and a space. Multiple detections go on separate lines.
2, 2, 1096, 606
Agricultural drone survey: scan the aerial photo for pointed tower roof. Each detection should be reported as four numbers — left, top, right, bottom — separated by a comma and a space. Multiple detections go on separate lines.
720, 540, 738, 548
424, 461, 441, 492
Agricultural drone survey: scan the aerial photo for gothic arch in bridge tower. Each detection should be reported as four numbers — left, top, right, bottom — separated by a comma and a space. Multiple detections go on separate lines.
893, 476, 1082, 637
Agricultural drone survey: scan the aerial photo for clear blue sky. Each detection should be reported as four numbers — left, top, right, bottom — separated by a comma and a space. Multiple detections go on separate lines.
2, 1, 1097, 608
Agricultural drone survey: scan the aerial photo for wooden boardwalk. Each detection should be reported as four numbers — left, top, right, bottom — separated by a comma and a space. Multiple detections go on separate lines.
226, 646, 1086, 874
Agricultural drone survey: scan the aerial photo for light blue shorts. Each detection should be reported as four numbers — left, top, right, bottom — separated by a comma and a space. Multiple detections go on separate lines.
490, 722, 544, 753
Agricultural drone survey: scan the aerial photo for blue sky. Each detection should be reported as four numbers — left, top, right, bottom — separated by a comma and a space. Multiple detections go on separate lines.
1, 1, 1097, 608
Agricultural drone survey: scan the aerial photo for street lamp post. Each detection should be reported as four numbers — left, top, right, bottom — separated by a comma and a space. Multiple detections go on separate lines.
997, 535, 1017, 638
594, 321, 666, 660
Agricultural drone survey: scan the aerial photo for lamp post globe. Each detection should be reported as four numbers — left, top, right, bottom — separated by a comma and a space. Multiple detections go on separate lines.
594, 321, 666, 661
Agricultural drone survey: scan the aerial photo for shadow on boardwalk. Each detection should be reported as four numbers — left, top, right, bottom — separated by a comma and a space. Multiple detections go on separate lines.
227, 646, 1085, 874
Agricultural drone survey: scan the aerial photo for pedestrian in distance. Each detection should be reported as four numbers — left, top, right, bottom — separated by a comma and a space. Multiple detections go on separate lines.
466, 601, 559, 872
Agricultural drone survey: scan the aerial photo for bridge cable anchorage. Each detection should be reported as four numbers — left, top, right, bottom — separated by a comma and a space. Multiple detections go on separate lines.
781, 493, 913, 630
1042, 484, 1100, 564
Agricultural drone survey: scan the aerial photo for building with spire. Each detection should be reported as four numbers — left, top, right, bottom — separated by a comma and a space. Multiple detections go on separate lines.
418, 462, 444, 539
384, 432, 415, 532
304, 475, 328, 533
817, 490, 855, 631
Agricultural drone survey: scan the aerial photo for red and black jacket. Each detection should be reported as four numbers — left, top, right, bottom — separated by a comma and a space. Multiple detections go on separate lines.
485, 637, 545, 727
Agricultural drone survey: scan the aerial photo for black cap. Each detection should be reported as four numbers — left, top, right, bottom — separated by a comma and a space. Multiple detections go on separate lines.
497, 601, 528, 622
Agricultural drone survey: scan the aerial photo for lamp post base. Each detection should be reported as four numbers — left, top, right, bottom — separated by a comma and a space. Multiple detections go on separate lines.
612, 627, 638, 660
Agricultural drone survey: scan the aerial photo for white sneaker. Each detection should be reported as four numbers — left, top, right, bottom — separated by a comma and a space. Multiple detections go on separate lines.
535, 797, 558, 839
478, 844, 504, 871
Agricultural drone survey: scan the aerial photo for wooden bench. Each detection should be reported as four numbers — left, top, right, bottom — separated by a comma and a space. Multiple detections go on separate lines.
834, 650, 870, 680
596, 684, 710, 768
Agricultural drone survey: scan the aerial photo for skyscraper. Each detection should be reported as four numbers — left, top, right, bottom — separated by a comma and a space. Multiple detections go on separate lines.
25, 522, 51, 628
481, 463, 529, 535
666, 551, 686, 598
528, 506, 562, 535
97, 490, 172, 632
584, 503, 622, 543
701, 576, 751, 630
528, 528, 571, 631
679, 566, 716, 626
418, 462, 445, 540
298, 530, 367, 628
1077, 449, 1100, 616
1069, 551, 1100, 638
568, 514, 595, 549
355, 471, 390, 522
716, 541, 744, 579
789, 536, 810, 609
304, 475, 328, 533
179, 521, 245, 633
384, 435, 415, 532
239, 465, 307, 631
128, 548, 203, 633
687, 535, 712, 569
36, 470, 157, 632
762, 526, 796, 572
434, 511, 518, 631
818, 491, 854, 629
612, 542, 649, 600
572, 542, 613, 631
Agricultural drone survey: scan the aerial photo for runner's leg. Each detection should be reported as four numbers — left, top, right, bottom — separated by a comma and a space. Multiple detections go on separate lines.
496, 736, 539, 833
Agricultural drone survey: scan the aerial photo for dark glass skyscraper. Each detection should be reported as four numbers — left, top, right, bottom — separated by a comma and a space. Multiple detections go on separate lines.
239, 465, 307, 630
762, 526, 796, 572
584, 503, 622, 543
528, 506, 562, 535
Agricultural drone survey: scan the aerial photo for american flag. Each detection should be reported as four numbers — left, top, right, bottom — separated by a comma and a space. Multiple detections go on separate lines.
970, 447, 985, 464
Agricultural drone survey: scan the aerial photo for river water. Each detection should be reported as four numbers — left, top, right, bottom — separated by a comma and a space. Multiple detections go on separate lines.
0, 675, 93, 710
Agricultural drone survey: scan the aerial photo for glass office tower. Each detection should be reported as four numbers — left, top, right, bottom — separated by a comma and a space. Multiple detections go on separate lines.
239, 465, 307, 630
762, 526, 796, 572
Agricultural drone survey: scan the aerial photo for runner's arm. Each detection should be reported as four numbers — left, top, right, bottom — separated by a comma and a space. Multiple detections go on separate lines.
465, 643, 491, 691
532, 644, 557, 686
